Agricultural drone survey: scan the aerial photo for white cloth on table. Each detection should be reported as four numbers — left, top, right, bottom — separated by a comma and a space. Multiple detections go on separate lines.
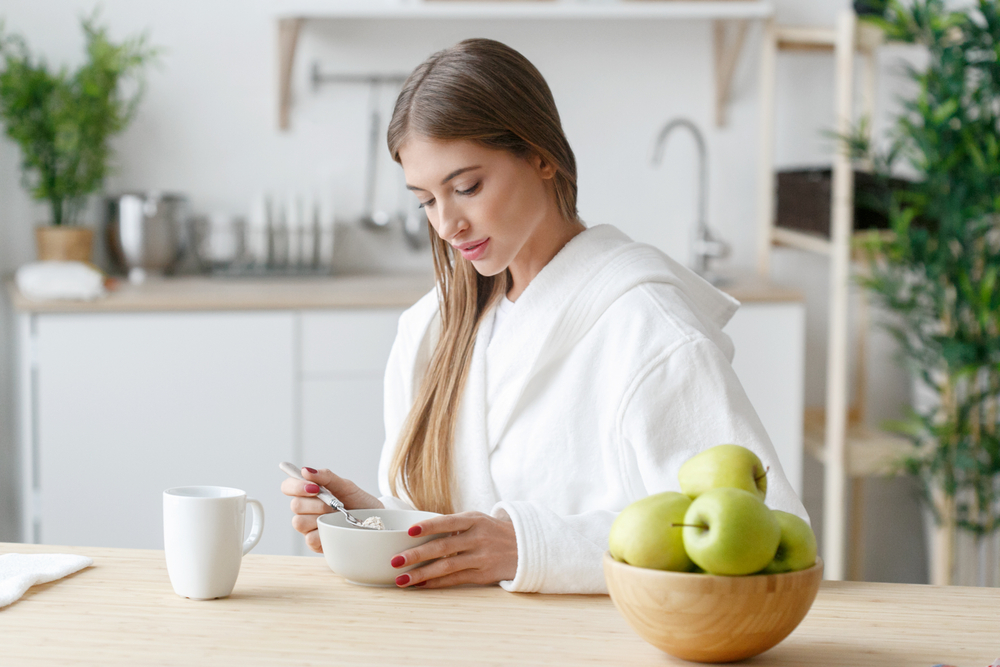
15, 261, 106, 301
0, 553, 93, 608
376, 224, 810, 594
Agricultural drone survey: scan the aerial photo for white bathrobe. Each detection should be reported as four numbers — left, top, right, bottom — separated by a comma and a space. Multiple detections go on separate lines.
377, 224, 809, 594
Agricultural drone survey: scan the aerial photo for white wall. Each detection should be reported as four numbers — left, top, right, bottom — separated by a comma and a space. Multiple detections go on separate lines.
0, 0, 927, 581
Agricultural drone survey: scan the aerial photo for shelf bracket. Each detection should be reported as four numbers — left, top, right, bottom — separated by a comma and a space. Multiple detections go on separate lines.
278, 17, 305, 131
714, 19, 750, 128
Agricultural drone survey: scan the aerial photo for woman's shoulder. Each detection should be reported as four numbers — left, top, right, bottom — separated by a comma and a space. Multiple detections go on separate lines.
597, 281, 735, 363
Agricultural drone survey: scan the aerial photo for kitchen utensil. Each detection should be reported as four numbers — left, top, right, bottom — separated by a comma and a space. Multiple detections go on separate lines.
163, 486, 264, 600
316, 509, 443, 586
106, 192, 189, 280
603, 553, 823, 662
360, 83, 391, 230
189, 213, 248, 272
278, 462, 381, 530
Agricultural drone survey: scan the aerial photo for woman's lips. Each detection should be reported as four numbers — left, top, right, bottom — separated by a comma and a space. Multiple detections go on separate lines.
458, 238, 489, 261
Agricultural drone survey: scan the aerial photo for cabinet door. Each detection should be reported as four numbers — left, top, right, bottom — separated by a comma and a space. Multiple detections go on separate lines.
725, 303, 805, 497
299, 309, 403, 557
35, 312, 297, 555
301, 377, 385, 501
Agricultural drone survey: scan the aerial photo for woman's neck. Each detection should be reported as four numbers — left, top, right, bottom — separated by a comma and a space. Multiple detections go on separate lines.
506, 219, 586, 302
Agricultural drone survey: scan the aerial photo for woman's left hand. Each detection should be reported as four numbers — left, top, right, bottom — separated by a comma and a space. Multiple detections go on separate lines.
390, 511, 517, 588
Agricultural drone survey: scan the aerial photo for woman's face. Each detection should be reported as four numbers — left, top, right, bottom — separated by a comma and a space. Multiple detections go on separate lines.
398, 136, 573, 296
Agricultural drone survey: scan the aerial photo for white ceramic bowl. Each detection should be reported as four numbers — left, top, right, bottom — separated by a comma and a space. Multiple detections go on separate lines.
316, 509, 444, 586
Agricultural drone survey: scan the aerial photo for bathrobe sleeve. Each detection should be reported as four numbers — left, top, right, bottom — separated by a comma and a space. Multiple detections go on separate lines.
492, 336, 809, 594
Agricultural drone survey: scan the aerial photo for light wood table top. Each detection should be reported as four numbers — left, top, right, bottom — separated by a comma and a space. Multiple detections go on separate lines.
0, 543, 996, 666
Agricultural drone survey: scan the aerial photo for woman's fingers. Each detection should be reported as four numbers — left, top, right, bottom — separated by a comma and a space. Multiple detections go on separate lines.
304, 529, 323, 553
289, 496, 333, 516
392, 511, 518, 588
298, 467, 384, 511
395, 554, 483, 588
407, 512, 480, 538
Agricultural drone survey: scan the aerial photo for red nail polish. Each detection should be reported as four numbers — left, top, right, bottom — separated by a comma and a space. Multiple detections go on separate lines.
303, 467, 317, 474
304, 483, 320, 493
390, 556, 405, 568
396, 574, 410, 586
408, 525, 422, 537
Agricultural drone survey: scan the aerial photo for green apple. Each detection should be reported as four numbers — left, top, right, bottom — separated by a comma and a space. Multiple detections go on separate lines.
760, 510, 818, 574
678, 487, 781, 576
678, 444, 769, 501
609, 492, 695, 572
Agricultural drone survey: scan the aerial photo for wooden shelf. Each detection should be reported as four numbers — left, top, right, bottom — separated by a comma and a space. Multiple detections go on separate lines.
777, 22, 884, 54
272, 1, 774, 21
803, 407, 917, 478
272, 0, 774, 129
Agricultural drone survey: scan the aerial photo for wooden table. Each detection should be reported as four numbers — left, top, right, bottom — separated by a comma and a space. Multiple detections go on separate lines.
1, 543, 997, 666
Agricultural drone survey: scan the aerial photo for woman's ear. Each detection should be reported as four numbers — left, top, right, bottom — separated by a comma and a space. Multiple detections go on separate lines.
532, 153, 558, 180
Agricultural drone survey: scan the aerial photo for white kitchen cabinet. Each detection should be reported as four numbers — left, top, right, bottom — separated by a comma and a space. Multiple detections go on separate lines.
726, 301, 805, 497
21, 311, 297, 555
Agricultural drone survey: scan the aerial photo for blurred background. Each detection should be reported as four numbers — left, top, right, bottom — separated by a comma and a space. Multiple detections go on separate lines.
0, 0, 940, 582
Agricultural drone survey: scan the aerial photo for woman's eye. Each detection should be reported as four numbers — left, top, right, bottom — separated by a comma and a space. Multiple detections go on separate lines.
418, 199, 435, 209
457, 182, 480, 196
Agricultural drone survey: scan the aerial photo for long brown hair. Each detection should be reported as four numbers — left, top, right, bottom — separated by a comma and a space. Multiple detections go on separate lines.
386, 38, 579, 514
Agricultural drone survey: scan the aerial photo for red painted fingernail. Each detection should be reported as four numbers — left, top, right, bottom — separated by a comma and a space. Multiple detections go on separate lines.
304, 483, 320, 493
390, 556, 405, 568
408, 525, 422, 537
415, 582, 426, 587
396, 574, 410, 586
303, 467, 317, 474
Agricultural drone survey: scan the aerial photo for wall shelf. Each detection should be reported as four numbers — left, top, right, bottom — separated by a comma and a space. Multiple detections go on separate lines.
272, 0, 775, 129
272, 1, 774, 21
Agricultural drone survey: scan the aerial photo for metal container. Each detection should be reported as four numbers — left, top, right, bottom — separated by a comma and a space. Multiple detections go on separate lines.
106, 193, 189, 278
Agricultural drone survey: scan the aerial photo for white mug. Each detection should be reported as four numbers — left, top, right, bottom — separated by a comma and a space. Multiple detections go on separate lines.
163, 486, 264, 600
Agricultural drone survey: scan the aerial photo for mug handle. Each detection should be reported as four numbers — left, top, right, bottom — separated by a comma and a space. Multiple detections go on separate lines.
243, 498, 265, 556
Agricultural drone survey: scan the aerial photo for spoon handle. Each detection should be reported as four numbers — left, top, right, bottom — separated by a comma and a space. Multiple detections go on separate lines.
278, 461, 344, 510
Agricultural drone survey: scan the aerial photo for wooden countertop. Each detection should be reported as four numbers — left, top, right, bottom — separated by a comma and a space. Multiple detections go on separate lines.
5, 272, 802, 314
6, 272, 437, 313
0, 543, 996, 666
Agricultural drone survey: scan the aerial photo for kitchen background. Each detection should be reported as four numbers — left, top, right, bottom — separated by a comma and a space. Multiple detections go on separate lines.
0, 0, 927, 581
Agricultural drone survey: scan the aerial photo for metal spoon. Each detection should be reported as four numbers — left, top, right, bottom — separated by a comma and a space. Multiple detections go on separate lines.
278, 462, 383, 530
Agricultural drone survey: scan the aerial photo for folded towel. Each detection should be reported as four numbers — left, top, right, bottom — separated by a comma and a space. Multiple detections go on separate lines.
15, 261, 106, 301
0, 553, 93, 608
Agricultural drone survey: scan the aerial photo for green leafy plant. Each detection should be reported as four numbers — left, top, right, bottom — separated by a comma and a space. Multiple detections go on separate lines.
847, 0, 1000, 537
0, 13, 158, 226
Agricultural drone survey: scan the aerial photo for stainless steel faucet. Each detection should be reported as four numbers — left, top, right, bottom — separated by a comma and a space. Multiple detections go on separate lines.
651, 118, 731, 284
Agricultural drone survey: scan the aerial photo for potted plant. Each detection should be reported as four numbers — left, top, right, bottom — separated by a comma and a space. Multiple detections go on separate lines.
845, 0, 1000, 584
0, 13, 157, 262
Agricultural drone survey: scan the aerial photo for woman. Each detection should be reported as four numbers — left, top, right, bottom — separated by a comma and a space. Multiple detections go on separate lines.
282, 38, 808, 594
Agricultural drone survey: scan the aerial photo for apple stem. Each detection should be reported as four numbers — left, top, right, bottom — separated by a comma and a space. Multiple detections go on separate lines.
755, 466, 770, 482
670, 523, 709, 529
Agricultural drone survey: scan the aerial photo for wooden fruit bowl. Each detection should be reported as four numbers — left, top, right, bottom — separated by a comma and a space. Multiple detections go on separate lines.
603, 553, 823, 663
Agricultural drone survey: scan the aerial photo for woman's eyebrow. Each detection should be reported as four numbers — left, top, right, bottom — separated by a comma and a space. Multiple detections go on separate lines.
406, 165, 482, 191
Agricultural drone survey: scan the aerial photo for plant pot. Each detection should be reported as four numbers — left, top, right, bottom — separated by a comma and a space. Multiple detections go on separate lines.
35, 226, 94, 262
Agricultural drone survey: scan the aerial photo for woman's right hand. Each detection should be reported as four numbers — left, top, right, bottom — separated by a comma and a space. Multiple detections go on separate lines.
281, 467, 385, 553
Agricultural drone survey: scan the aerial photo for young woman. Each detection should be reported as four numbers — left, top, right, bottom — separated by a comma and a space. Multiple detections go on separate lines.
282, 38, 809, 594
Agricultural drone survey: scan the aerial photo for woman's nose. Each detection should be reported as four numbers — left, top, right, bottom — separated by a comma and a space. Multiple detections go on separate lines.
435, 202, 468, 242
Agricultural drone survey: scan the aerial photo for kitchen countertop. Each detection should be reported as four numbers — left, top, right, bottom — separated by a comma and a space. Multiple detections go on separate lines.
0, 543, 996, 666
5, 272, 802, 314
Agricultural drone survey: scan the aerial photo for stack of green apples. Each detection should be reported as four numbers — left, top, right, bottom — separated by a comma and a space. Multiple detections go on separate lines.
609, 444, 816, 576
